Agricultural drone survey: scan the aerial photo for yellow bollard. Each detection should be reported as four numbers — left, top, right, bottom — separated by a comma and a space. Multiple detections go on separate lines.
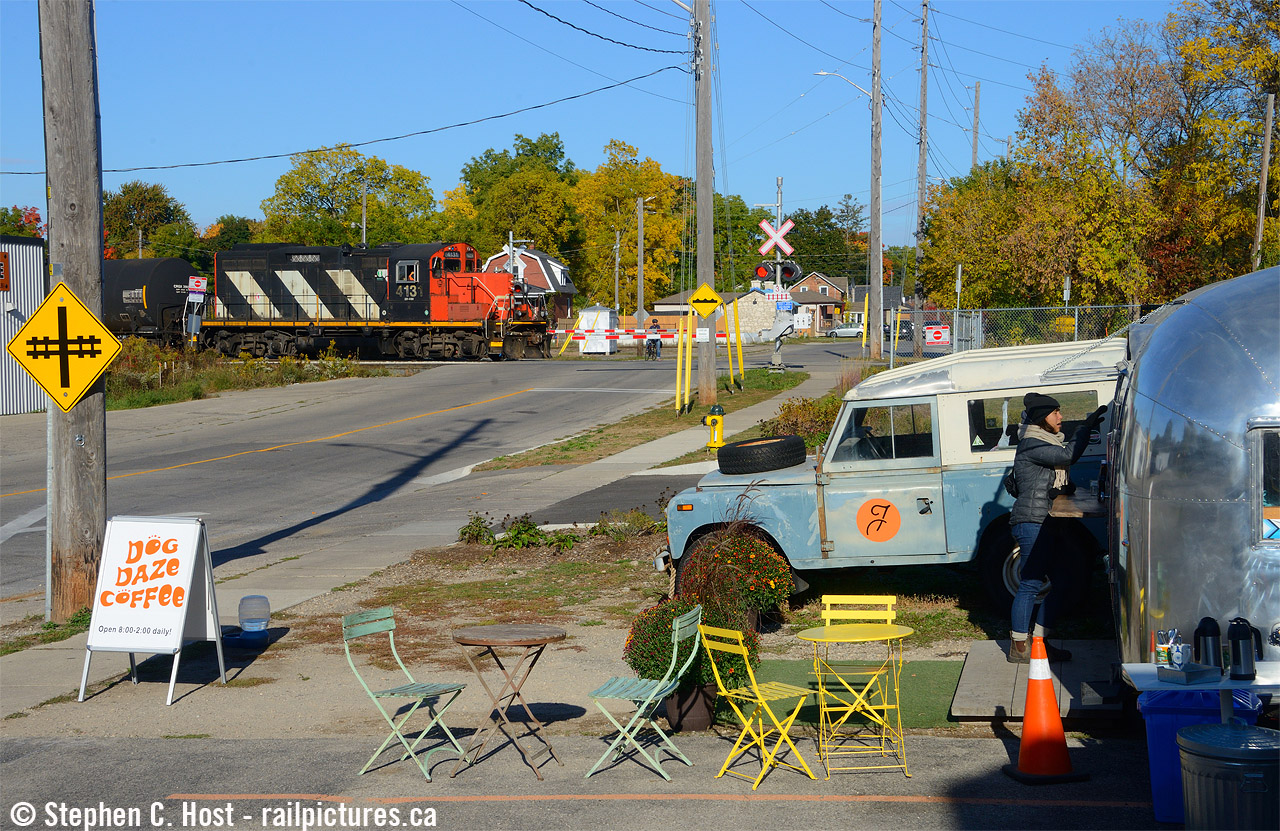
702, 404, 726, 448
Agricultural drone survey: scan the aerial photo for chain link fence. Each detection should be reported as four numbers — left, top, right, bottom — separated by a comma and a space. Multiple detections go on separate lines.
877, 305, 1146, 364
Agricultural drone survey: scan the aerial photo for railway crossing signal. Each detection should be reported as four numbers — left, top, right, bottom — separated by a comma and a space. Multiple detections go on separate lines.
758, 218, 794, 256
6, 281, 121, 412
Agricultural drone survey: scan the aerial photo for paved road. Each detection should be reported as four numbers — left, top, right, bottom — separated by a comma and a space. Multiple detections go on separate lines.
0, 342, 858, 620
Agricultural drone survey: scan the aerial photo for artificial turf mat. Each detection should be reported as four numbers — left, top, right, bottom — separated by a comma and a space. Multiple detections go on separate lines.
745, 659, 963, 729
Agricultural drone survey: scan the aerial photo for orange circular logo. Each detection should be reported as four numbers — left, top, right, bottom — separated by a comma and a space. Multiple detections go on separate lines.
856, 499, 901, 542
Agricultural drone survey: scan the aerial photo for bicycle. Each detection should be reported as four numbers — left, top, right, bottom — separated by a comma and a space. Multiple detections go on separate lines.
644, 337, 660, 360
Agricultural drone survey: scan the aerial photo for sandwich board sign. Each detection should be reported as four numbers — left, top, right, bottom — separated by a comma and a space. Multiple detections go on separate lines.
79, 516, 226, 705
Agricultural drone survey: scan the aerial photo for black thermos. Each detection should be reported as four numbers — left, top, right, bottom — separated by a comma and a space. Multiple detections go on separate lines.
1194, 617, 1223, 670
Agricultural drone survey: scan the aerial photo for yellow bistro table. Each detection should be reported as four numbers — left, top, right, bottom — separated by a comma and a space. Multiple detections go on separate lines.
796, 622, 913, 778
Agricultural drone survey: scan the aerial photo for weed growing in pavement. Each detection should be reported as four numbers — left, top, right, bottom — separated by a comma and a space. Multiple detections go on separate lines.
494, 514, 549, 550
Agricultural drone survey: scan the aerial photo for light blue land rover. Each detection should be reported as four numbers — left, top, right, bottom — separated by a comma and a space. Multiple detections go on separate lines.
664, 338, 1127, 609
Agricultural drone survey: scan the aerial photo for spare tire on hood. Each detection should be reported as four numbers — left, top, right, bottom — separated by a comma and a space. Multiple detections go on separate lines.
717, 435, 807, 475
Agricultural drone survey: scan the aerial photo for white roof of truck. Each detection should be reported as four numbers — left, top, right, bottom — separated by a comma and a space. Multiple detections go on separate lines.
846, 337, 1127, 401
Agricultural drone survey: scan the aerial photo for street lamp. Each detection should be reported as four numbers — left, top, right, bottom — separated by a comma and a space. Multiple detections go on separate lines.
815, 68, 883, 360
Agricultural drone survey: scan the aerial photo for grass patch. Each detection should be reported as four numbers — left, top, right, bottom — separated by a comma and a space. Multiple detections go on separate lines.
754, 659, 964, 729
0, 607, 92, 657
105, 337, 396, 411
163, 733, 211, 739
476, 368, 807, 470
225, 676, 276, 688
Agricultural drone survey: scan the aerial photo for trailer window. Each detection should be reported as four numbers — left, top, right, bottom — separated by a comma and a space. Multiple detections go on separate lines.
967, 390, 1099, 452
1260, 429, 1280, 541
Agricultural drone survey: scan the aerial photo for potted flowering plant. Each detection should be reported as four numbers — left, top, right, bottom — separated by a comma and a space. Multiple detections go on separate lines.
681, 533, 794, 614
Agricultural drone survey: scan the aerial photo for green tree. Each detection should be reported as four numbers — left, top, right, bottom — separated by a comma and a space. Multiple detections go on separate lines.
710, 193, 771, 292
150, 221, 210, 271
461, 132, 577, 209
0, 206, 45, 238
103, 181, 192, 258
260, 145, 438, 246
475, 167, 578, 258
202, 214, 260, 252
788, 205, 861, 289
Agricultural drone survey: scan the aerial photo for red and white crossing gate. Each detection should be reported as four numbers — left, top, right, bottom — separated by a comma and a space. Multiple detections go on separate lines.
758, 218, 794, 256
553, 327, 729, 341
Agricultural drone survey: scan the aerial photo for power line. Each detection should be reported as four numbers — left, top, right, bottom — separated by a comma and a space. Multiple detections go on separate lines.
931, 3, 1074, 50
1, 68, 685, 176
453, 0, 687, 105
584, 0, 684, 37
516, 0, 686, 54
634, 0, 688, 22
740, 0, 869, 71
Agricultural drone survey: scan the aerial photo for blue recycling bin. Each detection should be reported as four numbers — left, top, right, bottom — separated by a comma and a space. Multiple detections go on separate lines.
1137, 690, 1262, 823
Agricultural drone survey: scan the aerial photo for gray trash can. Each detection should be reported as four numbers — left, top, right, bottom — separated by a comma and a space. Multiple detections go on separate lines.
1176, 722, 1279, 830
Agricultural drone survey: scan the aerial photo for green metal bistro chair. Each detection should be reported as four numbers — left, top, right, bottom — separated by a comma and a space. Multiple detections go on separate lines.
585, 604, 703, 780
342, 607, 466, 780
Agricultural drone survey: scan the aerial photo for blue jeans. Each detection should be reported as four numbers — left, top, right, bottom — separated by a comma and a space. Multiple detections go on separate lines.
1010, 522, 1051, 634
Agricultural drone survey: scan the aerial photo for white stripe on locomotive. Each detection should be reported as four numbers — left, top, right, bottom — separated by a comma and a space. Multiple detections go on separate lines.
276, 269, 334, 320
224, 270, 282, 320
326, 269, 381, 319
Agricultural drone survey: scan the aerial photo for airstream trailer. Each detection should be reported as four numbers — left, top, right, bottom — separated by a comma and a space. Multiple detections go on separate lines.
1108, 266, 1280, 664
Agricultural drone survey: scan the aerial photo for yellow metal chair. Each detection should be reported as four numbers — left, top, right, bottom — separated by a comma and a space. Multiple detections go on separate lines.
812, 594, 907, 776
699, 624, 817, 790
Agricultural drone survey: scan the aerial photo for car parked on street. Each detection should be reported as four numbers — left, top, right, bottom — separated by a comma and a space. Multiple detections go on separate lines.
825, 323, 865, 338
883, 320, 914, 340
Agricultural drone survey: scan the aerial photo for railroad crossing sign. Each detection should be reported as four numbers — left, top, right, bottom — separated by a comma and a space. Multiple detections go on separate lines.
688, 284, 724, 318
758, 218, 794, 256
6, 281, 121, 412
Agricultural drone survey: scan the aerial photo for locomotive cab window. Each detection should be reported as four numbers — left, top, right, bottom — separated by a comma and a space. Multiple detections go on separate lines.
395, 262, 419, 284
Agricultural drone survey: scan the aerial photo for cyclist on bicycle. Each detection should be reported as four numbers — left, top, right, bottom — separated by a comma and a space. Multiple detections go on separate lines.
647, 318, 662, 359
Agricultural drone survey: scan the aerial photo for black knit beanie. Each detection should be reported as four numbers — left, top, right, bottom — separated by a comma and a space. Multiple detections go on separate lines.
1023, 392, 1060, 424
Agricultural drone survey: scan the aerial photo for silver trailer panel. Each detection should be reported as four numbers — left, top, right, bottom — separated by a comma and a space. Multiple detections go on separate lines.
1111, 267, 1280, 663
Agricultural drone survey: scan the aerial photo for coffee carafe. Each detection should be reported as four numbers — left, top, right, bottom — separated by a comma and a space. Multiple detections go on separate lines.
1227, 617, 1263, 681
1194, 617, 1223, 670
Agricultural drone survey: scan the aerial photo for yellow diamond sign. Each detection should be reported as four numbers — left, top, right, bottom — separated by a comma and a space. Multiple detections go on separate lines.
688, 284, 724, 318
6, 281, 121, 412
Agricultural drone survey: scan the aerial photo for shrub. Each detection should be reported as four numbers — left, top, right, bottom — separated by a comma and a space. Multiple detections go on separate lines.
457, 513, 495, 544
760, 394, 842, 448
680, 533, 793, 613
623, 597, 758, 688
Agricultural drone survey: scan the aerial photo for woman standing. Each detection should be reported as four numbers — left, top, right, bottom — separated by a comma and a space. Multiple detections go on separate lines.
1007, 392, 1107, 663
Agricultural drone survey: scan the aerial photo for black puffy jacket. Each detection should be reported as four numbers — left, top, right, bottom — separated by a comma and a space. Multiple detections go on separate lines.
1009, 425, 1094, 525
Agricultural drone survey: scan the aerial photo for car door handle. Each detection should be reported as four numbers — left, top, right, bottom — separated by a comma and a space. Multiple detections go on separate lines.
917, 497, 933, 514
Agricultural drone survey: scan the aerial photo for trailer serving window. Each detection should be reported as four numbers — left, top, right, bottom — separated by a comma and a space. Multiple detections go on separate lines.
1255, 427, 1280, 543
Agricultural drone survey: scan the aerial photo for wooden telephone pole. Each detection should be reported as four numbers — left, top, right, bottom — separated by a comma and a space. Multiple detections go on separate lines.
694, 0, 716, 404
38, 0, 108, 620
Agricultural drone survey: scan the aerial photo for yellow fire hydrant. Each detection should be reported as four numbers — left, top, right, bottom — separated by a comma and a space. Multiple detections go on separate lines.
703, 404, 726, 449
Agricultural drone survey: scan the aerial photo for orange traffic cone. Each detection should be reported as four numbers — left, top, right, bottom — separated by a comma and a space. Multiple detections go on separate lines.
1002, 636, 1089, 784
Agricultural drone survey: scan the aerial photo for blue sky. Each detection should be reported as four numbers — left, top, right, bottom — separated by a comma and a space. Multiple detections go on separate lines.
0, 0, 1174, 249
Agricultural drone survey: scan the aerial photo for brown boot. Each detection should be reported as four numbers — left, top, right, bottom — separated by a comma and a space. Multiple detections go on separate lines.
1007, 637, 1031, 663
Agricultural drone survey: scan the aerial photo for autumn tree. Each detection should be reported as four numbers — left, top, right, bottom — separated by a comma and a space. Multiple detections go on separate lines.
260, 145, 439, 246
103, 181, 192, 258
571, 139, 682, 307
0, 206, 45, 238
202, 214, 261, 252
708, 193, 771, 292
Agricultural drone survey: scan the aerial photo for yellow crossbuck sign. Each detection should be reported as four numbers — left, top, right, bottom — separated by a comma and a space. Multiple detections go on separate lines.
6, 281, 121, 412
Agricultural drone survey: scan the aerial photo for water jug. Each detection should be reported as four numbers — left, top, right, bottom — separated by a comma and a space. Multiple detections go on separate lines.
1226, 617, 1263, 681
238, 595, 270, 638
1193, 616, 1223, 670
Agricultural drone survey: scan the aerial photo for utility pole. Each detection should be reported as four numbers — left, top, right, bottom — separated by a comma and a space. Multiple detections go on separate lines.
869, 0, 884, 360
971, 81, 981, 170
636, 197, 648, 323
136, 227, 142, 259
914, 0, 929, 359
361, 176, 367, 246
1252, 92, 1274, 271
613, 228, 620, 309
694, 0, 716, 403
38, 0, 107, 621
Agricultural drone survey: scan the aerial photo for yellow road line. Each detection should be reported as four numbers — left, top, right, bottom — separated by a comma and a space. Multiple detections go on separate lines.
1, 388, 534, 498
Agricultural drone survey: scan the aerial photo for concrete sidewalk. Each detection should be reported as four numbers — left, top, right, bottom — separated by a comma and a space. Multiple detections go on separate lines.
0, 367, 839, 716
